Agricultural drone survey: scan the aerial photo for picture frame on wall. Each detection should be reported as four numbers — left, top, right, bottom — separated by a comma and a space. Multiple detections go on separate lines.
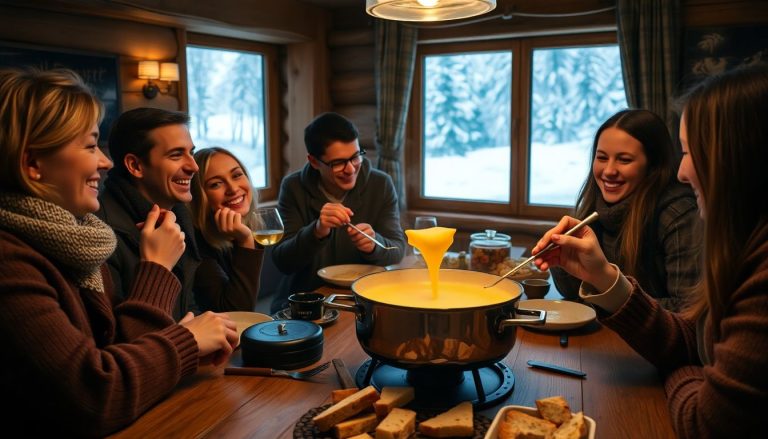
0, 41, 121, 146
682, 25, 768, 90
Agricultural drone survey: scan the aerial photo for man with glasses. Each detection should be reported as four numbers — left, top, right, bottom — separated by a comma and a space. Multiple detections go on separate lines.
271, 112, 406, 310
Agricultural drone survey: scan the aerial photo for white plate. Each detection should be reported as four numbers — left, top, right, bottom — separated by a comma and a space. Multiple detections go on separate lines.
227, 311, 273, 345
518, 299, 596, 331
484, 405, 596, 439
317, 264, 387, 287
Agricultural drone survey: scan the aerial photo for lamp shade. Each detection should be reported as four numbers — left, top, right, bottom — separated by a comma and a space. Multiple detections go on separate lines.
366, 0, 496, 22
160, 62, 179, 81
138, 61, 159, 79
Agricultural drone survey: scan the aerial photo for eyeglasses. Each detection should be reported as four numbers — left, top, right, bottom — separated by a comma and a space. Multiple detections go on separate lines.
315, 149, 366, 172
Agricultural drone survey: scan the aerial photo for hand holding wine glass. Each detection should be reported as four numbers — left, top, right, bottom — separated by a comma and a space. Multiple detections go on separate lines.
249, 208, 285, 246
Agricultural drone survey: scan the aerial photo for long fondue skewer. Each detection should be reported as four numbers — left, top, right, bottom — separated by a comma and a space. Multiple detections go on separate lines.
345, 223, 397, 250
484, 212, 599, 288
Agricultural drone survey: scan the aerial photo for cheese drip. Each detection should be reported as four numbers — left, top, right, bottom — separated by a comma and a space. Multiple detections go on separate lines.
405, 226, 456, 298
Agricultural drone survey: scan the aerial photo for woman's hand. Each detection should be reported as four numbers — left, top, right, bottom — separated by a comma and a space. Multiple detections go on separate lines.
139, 205, 185, 271
214, 208, 254, 249
314, 203, 354, 238
179, 311, 238, 366
347, 222, 376, 253
533, 215, 616, 292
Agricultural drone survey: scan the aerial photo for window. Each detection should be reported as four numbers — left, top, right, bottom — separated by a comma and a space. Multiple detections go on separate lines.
408, 33, 628, 218
185, 34, 281, 200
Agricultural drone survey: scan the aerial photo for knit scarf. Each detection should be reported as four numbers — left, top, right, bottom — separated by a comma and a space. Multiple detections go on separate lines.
595, 196, 630, 234
0, 193, 117, 293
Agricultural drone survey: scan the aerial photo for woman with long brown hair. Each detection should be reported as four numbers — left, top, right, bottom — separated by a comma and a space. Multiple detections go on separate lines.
533, 63, 768, 438
552, 109, 701, 311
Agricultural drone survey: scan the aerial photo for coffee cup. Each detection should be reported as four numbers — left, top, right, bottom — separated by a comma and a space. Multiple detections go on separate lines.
288, 292, 325, 320
522, 279, 550, 299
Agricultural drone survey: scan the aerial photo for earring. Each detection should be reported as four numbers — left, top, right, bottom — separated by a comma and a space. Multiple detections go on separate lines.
31, 173, 41, 180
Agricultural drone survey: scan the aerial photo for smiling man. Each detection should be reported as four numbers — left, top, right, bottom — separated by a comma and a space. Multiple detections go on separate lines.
97, 108, 201, 319
271, 112, 406, 311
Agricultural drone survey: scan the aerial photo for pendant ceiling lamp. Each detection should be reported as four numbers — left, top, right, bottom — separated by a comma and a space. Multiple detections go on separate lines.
366, 0, 497, 22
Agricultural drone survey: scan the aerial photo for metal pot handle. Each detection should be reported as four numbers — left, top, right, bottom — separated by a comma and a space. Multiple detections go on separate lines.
324, 294, 364, 319
497, 308, 547, 332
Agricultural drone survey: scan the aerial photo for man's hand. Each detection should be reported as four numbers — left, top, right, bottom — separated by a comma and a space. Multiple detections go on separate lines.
314, 203, 354, 238
347, 222, 376, 254
139, 205, 185, 271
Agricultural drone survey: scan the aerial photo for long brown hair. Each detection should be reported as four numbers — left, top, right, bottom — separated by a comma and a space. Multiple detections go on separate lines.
682, 64, 768, 326
575, 109, 678, 276
190, 147, 257, 250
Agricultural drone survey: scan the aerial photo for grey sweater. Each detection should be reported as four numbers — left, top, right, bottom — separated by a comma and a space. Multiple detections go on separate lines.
552, 182, 701, 311
271, 159, 405, 310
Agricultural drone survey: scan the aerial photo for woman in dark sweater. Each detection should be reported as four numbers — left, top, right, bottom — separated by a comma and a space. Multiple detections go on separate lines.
0, 68, 238, 436
534, 64, 768, 438
190, 147, 264, 312
551, 109, 701, 311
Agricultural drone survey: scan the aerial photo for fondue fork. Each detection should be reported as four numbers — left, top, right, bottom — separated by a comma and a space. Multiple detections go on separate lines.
484, 212, 599, 288
345, 223, 397, 250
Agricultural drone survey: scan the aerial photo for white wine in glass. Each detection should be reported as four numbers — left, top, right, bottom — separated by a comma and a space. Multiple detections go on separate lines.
249, 208, 285, 246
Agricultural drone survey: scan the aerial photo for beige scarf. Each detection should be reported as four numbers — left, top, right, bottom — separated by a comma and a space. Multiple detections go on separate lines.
0, 193, 117, 293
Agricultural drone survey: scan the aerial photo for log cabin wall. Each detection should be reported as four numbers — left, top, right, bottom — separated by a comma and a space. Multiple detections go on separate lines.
322, 0, 767, 253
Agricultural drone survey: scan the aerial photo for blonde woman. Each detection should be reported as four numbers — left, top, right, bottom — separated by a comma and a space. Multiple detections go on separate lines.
552, 109, 701, 311
190, 147, 264, 312
534, 64, 768, 438
0, 68, 237, 436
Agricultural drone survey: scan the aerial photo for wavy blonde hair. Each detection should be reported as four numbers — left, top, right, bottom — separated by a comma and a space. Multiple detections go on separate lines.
681, 64, 768, 328
190, 147, 258, 250
0, 68, 102, 201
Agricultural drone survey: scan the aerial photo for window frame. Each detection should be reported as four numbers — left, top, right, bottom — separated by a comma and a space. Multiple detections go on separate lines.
185, 33, 282, 201
406, 32, 621, 220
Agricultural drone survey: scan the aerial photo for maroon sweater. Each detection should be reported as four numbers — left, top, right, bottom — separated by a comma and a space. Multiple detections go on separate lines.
602, 223, 768, 438
0, 230, 199, 437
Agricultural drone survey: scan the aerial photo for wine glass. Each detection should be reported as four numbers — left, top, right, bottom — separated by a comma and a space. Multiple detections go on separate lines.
412, 215, 437, 255
249, 208, 285, 246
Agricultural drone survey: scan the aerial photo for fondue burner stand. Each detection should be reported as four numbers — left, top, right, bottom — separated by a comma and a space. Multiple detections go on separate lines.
355, 358, 514, 410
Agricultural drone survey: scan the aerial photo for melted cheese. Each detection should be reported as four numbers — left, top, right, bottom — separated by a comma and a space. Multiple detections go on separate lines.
359, 280, 514, 309
405, 226, 456, 298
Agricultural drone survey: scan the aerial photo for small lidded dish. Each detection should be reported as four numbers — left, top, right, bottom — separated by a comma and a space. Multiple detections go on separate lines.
240, 320, 323, 369
469, 229, 511, 274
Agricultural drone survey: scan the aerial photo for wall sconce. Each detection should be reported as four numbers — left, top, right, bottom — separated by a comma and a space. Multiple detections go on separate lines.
138, 61, 179, 99
365, 0, 496, 22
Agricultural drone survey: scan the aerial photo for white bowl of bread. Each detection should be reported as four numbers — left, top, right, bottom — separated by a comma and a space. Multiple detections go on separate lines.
484, 396, 595, 439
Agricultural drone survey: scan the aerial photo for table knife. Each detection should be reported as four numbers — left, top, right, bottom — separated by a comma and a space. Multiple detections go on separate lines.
527, 360, 586, 378
332, 358, 357, 389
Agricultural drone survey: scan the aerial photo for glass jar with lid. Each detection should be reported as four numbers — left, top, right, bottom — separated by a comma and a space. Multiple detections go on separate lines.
469, 229, 512, 273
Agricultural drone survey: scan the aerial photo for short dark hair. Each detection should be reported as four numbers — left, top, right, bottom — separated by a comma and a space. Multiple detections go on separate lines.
303, 112, 359, 157
108, 107, 190, 177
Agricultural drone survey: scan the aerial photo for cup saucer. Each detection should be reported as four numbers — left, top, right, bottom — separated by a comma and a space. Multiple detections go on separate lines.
271, 307, 340, 327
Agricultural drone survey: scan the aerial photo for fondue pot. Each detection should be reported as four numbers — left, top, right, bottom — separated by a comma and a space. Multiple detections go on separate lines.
324, 269, 546, 369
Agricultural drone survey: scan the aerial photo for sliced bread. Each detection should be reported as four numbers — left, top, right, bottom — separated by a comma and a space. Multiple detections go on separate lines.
347, 434, 373, 439
535, 396, 572, 426
332, 388, 361, 404
313, 386, 380, 432
375, 407, 417, 439
418, 401, 474, 437
332, 412, 378, 439
373, 386, 415, 418
498, 409, 556, 439
548, 411, 587, 439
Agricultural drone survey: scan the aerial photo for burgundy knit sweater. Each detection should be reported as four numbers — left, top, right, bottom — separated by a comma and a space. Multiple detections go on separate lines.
602, 223, 768, 438
0, 230, 199, 437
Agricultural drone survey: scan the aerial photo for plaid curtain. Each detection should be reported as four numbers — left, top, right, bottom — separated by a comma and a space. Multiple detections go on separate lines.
617, 0, 680, 129
374, 19, 417, 209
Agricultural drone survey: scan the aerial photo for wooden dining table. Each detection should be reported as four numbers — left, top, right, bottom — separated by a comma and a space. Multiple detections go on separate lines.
109, 282, 677, 439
